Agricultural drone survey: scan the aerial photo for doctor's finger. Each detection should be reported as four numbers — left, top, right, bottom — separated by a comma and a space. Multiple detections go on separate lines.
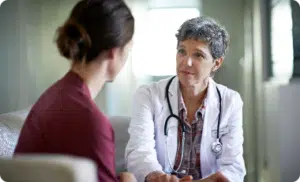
215, 173, 229, 182
179, 175, 193, 181
170, 175, 179, 182
158, 174, 170, 182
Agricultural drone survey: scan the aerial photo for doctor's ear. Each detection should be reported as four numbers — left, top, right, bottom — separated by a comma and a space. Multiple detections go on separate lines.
212, 57, 223, 72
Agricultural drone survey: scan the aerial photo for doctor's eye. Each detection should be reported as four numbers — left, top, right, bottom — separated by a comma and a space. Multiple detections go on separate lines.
177, 49, 186, 56
194, 52, 205, 59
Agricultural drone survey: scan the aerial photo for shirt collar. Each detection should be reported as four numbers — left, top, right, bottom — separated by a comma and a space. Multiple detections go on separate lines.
178, 85, 207, 120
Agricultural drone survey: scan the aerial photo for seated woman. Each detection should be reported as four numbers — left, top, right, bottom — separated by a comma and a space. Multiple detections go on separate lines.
125, 16, 246, 182
14, 0, 134, 181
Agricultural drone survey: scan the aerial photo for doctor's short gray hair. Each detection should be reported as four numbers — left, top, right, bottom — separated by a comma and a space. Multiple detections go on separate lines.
176, 16, 229, 59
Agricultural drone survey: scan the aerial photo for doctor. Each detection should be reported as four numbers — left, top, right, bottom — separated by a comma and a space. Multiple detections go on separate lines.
125, 16, 246, 182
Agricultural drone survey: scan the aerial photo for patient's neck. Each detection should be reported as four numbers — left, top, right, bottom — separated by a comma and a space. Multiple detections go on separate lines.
71, 61, 108, 99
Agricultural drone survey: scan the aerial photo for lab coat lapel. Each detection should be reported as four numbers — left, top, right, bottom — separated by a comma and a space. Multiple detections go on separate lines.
201, 78, 220, 176
203, 78, 220, 137
163, 76, 179, 172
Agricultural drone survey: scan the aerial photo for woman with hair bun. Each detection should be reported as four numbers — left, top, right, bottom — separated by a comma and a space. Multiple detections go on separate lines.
14, 0, 134, 181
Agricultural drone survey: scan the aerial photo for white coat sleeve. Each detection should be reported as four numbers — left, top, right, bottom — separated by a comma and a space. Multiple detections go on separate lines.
217, 93, 247, 182
125, 86, 164, 182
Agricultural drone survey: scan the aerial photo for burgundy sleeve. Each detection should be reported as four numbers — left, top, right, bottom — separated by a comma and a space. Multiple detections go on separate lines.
86, 111, 118, 182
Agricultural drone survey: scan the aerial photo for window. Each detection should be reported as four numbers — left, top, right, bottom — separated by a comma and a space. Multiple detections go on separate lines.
132, 8, 200, 76
270, 0, 294, 81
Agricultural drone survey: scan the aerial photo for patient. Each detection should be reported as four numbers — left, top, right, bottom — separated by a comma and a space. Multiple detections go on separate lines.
14, 0, 135, 181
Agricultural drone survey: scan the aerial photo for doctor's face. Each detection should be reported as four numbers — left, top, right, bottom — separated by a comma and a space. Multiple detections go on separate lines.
176, 39, 217, 87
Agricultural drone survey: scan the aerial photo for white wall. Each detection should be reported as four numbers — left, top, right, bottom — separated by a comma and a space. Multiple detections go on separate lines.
264, 82, 300, 182
278, 83, 300, 182
264, 82, 281, 182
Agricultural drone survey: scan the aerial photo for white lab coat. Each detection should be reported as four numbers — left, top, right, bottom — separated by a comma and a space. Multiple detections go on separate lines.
125, 77, 246, 182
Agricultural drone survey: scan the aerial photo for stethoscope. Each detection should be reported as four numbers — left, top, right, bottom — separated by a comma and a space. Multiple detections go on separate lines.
164, 76, 223, 174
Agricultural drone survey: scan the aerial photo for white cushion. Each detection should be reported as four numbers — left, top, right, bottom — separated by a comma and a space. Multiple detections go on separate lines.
0, 155, 97, 182
0, 108, 30, 157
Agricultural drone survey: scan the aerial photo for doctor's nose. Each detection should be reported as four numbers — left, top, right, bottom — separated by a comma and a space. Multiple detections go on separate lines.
184, 57, 192, 67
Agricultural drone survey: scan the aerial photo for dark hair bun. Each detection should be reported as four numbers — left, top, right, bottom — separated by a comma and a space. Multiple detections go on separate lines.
55, 0, 134, 63
56, 20, 91, 62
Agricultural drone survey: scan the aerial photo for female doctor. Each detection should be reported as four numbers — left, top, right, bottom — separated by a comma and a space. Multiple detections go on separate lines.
125, 16, 246, 182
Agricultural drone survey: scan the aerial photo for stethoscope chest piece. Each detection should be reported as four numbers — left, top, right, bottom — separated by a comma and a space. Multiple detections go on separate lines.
211, 139, 223, 155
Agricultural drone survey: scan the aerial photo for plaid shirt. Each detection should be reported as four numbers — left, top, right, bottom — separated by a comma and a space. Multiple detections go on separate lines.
173, 91, 206, 180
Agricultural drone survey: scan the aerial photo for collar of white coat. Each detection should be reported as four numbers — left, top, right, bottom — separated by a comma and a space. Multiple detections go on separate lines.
167, 76, 219, 108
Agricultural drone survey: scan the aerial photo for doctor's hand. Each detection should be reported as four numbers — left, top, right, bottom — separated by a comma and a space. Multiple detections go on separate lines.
195, 172, 229, 182
120, 172, 137, 182
146, 172, 193, 182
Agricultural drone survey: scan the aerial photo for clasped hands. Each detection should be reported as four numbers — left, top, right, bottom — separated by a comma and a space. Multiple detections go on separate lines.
146, 171, 229, 182
120, 171, 229, 182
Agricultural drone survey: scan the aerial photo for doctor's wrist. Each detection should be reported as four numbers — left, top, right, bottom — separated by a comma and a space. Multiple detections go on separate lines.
145, 171, 165, 182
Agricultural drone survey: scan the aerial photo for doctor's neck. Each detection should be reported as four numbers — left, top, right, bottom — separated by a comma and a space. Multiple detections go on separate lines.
71, 60, 109, 100
180, 78, 209, 104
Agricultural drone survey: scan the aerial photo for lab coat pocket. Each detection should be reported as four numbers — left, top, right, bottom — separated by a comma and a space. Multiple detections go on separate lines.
211, 126, 229, 138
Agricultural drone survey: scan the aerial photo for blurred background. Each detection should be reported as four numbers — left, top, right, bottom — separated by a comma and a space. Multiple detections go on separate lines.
0, 0, 299, 181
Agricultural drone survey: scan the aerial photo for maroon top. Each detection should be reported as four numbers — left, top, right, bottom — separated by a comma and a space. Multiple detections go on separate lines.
14, 71, 118, 182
